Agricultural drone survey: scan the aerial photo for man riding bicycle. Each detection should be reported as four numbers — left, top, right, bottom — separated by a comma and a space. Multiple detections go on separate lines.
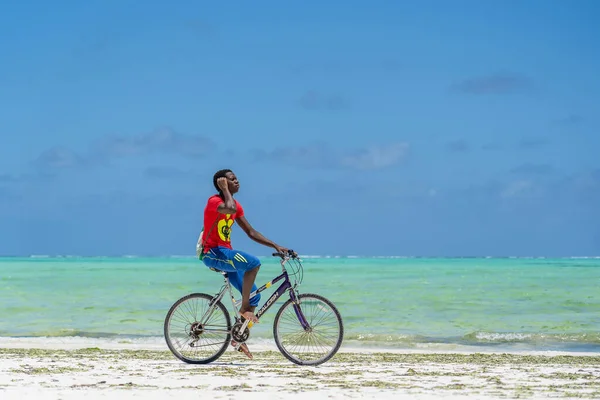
199, 168, 293, 358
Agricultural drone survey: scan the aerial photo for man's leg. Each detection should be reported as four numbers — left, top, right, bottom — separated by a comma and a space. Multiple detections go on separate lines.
225, 269, 260, 358
240, 266, 260, 321
227, 268, 261, 322
227, 269, 261, 303
204, 247, 262, 321
202, 247, 261, 358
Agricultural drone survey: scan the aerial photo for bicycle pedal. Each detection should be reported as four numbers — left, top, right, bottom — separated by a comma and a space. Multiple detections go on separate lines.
231, 340, 245, 350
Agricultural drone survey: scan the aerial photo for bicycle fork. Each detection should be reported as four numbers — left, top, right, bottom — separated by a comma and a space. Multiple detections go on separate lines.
289, 288, 311, 332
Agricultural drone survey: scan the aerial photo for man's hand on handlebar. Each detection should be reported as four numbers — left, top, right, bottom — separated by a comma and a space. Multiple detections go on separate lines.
272, 248, 298, 259
274, 246, 298, 258
274, 245, 289, 256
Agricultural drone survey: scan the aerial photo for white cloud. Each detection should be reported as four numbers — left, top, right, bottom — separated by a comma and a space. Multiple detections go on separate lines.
33, 147, 86, 169
501, 180, 533, 198
30, 127, 215, 173
340, 143, 409, 170
95, 127, 215, 159
257, 142, 409, 171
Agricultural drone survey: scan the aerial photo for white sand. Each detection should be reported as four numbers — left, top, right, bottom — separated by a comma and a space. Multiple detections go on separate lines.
1, 339, 599, 399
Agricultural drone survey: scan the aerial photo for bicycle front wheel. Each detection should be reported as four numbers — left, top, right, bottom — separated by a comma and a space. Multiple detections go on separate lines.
164, 293, 231, 364
273, 293, 344, 366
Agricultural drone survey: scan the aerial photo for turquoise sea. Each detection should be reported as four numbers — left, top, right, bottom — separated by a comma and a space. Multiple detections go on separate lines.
1, 256, 599, 352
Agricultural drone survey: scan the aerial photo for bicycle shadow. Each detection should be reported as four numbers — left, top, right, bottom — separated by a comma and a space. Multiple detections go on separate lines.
167, 352, 257, 367
171, 360, 255, 367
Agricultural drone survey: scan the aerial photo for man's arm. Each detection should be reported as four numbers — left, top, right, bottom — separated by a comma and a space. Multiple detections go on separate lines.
237, 215, 286, 252
217, 190, 237, 214
216, 178, 237, 214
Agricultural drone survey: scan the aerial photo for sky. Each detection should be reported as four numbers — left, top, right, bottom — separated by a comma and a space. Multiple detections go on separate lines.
1, 0, 599, 257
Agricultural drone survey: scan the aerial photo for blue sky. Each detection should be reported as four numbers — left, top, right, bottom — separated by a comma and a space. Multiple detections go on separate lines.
1, 0, 599, 256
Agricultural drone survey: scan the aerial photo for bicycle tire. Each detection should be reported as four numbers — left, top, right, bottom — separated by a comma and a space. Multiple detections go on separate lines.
164, 293, 231, 364
273, 293, 344, 366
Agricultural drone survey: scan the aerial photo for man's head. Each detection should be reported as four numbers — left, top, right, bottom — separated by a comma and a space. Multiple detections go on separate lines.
213, 169, 240, 196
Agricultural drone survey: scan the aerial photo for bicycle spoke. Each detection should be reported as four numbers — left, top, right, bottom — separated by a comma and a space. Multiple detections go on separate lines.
164, 293, 231, 364
274, 294, 343, 365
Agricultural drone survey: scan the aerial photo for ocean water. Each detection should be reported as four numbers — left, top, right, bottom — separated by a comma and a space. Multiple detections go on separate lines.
1, 256, 599, 352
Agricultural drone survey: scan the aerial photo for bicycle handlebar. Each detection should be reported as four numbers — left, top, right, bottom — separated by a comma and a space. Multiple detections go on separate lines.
272, 249, 298, 259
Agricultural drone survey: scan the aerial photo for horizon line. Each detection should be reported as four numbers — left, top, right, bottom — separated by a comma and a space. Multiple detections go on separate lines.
1, 254, 599, 259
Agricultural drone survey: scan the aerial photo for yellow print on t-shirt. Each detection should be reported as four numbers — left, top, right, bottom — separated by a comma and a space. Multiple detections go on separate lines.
218, 214, 234, 242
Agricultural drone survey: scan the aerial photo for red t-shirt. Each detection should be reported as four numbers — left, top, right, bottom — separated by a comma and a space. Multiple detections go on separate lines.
202, 194, 244, 252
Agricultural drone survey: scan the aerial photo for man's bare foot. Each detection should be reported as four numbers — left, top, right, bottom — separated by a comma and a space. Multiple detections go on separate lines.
240, 310, 258, 323
231, 340, 253, 359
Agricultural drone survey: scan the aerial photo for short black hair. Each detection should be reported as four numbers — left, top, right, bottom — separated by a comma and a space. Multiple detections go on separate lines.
213, 169, 232, 196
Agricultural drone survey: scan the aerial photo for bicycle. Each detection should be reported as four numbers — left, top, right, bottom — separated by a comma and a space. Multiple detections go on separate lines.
163, 250, 344, 366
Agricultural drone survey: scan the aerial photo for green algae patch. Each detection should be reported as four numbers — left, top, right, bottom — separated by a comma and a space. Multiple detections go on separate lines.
9, 365, 90, 375
108, 382, 160, 390
539, 372, 598, 380
214, 383, 252, 391
344, 352, 566, 366
319, 379, 360, 390
179, 385, 209, 389
4, 348, 599, 367
70, 381, 107, 389
437, 383, 468, 390
360, 380, 404, 389
354, 352, 600, 366
487, 376, 504, 385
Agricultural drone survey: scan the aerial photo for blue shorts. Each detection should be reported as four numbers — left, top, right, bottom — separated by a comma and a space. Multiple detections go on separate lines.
202, 247, 261, 307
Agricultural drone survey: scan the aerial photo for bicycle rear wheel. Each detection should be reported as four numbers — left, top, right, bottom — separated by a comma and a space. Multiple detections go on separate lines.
164, 293, 231, 364
273, 293, 344, 366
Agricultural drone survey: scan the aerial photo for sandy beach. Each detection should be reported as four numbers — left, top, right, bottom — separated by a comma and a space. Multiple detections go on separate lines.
1, 340, 599, 400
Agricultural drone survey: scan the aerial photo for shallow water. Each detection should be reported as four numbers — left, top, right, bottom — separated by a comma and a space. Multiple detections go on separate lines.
1, 256, 599, 351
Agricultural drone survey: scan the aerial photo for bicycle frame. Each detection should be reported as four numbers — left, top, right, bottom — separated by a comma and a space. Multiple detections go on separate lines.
237, 269, 292, 323
201, 258, 310, 334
